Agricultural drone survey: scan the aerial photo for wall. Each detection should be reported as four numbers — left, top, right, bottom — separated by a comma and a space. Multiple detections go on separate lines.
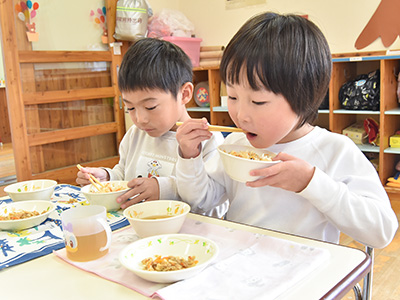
31, 0, 109, 51
31, 0, 180, 51
24, 0, 396, 54
174, 0, 398, 54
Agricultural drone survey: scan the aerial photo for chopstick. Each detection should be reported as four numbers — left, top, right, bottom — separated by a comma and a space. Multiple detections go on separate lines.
176, 122, 244, 133
76, 164, 104, 191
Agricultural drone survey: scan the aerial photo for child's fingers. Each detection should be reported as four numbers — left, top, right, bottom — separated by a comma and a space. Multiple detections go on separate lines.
249, 162, 281, 180
117, 185, 143, 204
178, 119, 209, 134
273, 152, 293, 161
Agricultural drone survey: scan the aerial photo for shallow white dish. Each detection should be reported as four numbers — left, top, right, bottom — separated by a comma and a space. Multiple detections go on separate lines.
0, 200, 56, 231
218, 144, 280, 182
4, 179, 58, 202
80, 181, 130, 211
119, 233, 219, 283
123, 200, 190, 238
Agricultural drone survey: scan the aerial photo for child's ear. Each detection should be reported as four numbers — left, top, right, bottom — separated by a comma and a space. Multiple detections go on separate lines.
180, 82, 194, 105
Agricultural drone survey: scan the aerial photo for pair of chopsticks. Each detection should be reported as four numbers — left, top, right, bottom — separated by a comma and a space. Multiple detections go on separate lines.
176, 122, 244, 133
76, 164, 104, 192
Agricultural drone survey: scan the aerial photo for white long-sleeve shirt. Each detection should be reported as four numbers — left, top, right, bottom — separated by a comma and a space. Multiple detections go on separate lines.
105, 125, 225, 203
176, 126, 398, 248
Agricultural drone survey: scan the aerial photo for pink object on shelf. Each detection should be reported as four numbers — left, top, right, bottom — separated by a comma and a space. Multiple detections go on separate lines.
163, 36, 202, 67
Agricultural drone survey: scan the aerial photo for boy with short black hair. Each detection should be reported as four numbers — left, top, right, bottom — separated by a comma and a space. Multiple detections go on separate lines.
176, 12, 398, 248
77, 38, 225, 213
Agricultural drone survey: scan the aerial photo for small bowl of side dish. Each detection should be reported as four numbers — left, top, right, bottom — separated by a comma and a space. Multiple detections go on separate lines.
218, 144, 280, 183
4, 179, 58, 202
119, 233, 219, 283
0, 200, 56, 231
123, 200, 190, 238
80, 180, 130, 211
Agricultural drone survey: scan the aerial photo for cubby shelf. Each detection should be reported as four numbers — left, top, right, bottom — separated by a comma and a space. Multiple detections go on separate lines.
187, 107, 210, 112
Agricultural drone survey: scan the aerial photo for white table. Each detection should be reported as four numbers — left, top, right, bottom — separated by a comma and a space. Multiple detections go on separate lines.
0, 213, 370, 300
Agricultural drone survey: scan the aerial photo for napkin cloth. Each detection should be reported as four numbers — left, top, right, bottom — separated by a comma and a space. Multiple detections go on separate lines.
54, 218, 330, 299
0, 184, 129, 270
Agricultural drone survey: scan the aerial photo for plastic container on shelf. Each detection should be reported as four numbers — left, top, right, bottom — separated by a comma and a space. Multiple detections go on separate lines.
163, 36, 202, 67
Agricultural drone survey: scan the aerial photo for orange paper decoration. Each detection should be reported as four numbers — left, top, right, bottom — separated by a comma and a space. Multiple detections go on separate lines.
355, 0, 400, 49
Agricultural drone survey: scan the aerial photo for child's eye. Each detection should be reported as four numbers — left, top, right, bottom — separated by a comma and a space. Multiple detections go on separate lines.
146, 106, 157, 111
252, 101, 266, 105
228, 96, 237, 101
126, 107, 135, 111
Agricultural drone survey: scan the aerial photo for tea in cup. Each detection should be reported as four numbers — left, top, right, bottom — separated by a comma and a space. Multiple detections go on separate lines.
61, 205, 112, 262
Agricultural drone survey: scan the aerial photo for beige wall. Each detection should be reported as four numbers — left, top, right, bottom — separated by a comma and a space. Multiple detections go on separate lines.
32, 0, 110, 51
170, 0, 399, 54
4, 1, 398, 57
31, 0, 180, 51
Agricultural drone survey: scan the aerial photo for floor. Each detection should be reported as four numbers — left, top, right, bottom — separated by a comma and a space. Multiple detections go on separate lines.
0, 143, 16, 195
1, 143, 400, 299
0, 143, 15, 178
340, 199, 400, 300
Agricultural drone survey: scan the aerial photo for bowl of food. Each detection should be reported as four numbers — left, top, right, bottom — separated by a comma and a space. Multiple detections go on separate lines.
123, 200, 190, 238
119, 233, 219, 283
0, 200, 56, 231
4, 179, 58, 202
218, 144, 280, 182
80, 181, 130, 211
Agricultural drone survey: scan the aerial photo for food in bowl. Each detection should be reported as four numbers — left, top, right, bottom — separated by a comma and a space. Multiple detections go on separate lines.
4, 179, 58, 202
0, 208, 49, 221
89, 181, 126, 193
224, 150, 272, 161
80, 181, 130, 211
218, 144, 280, 183
119, 233, 219, 283
123, 200, 190, 238
0, 200, 56, 231
142, 255, 198, 271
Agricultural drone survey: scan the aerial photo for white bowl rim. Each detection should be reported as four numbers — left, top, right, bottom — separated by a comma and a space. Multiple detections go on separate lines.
119, 233, 219, 274
218, 144, 279, 164
4, 179, 58, 193
0, 200, 56, 224
123, 200, 191, 222
123, 200, 191, 223
80, 180, 130, 195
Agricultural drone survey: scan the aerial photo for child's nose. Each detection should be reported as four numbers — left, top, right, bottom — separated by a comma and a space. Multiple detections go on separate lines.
135, 111, 148, 124
236, 103, 251, 123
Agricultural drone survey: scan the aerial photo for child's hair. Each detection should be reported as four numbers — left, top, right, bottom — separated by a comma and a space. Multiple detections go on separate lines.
220, 12, 332, 127
118, 38, 193, 98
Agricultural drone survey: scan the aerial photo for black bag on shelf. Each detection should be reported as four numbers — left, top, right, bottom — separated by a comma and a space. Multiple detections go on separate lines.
339, 69, 380, 111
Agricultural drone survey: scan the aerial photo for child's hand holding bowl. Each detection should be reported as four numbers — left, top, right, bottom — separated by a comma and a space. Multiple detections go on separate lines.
246, 152, 315, 193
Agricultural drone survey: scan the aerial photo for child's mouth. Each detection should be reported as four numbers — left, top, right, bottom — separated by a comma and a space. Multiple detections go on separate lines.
246, 132, 258, 139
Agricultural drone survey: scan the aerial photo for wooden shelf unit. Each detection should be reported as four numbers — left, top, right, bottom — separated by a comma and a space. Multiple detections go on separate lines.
189, 52, 400, 200
188, 66, 235, 127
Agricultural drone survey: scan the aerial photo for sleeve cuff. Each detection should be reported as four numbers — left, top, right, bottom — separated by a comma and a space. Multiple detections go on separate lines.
155, 176, 179, 200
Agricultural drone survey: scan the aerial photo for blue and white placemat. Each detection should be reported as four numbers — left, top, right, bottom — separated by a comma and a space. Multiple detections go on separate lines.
0, 184, 129, 270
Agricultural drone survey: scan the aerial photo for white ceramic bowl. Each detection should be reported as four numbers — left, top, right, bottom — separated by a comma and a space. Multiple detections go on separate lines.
218, 144, 280, 182
4, 179, 58, 202
80, 181, 130, 211
119, 233, 219, 283
123, 200, 190, 238
0, 200, 56, 231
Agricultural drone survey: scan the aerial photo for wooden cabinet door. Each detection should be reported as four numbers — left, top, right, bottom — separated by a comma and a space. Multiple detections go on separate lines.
0, 0, 125, 185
